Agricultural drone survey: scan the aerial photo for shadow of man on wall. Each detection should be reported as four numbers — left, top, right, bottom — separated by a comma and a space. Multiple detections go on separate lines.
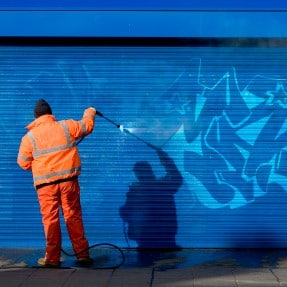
120, 147, 183, 250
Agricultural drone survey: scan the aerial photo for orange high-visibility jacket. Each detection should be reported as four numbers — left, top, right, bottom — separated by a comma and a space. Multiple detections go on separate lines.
17, 107, 96, 187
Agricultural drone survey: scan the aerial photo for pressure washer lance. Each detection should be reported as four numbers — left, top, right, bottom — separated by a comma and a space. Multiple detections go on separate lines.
96, 110, 157, 149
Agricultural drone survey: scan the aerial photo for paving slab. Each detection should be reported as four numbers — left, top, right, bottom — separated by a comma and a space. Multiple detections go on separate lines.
0, 268, 36, 287
269, 269, 287, 287
234, 268, 279, 287
64, 269, 113, 287
108, 268, 153, 287
20, 268, 75, 287
192, 266, 237, 287
152, 268, 195, 287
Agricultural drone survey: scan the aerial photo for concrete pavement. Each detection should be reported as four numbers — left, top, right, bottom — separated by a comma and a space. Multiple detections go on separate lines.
1, 248, 287, 286
1, 265, 287, 287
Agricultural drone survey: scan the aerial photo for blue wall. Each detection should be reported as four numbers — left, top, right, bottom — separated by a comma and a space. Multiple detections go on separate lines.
0, 0, 287, 37
0, 0, 286, 9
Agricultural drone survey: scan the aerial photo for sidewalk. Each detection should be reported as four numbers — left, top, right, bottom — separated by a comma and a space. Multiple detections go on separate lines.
1, 248, 287, 286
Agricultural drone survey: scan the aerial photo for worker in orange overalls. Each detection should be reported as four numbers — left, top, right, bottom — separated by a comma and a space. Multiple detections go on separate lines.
17, 99, 97, 267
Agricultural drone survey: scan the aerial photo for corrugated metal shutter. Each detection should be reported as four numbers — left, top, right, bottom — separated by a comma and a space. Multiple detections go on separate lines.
1, 43, 287, 248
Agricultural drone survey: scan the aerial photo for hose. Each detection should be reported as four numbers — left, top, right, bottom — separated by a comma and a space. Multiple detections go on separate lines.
61, 243, 126, 269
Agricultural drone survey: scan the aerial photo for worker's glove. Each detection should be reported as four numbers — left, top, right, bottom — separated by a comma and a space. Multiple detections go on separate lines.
96, 110, 103, 117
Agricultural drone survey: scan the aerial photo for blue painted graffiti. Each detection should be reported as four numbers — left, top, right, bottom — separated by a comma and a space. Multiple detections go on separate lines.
161, 59, 287, 210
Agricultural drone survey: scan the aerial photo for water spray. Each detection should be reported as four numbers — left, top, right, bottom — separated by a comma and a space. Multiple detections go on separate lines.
96, 110, 156, 149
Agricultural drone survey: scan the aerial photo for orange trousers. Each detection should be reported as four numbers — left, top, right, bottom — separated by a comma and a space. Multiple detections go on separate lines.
37, 179, 89, 263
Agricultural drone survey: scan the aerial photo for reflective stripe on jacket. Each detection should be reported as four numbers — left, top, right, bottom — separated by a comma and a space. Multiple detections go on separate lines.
17, 107, 96, 187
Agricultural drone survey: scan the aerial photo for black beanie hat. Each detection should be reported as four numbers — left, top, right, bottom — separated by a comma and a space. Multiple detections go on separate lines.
34, 99, 52, 118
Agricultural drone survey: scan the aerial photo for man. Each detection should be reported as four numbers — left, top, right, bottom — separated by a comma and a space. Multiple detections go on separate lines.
17, 99, 97, 267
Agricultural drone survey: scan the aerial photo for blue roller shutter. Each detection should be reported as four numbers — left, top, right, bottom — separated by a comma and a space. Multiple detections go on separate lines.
1, 42, 287, 248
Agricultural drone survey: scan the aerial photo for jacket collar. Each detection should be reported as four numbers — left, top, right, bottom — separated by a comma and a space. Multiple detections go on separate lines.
26, 114, 56, 131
